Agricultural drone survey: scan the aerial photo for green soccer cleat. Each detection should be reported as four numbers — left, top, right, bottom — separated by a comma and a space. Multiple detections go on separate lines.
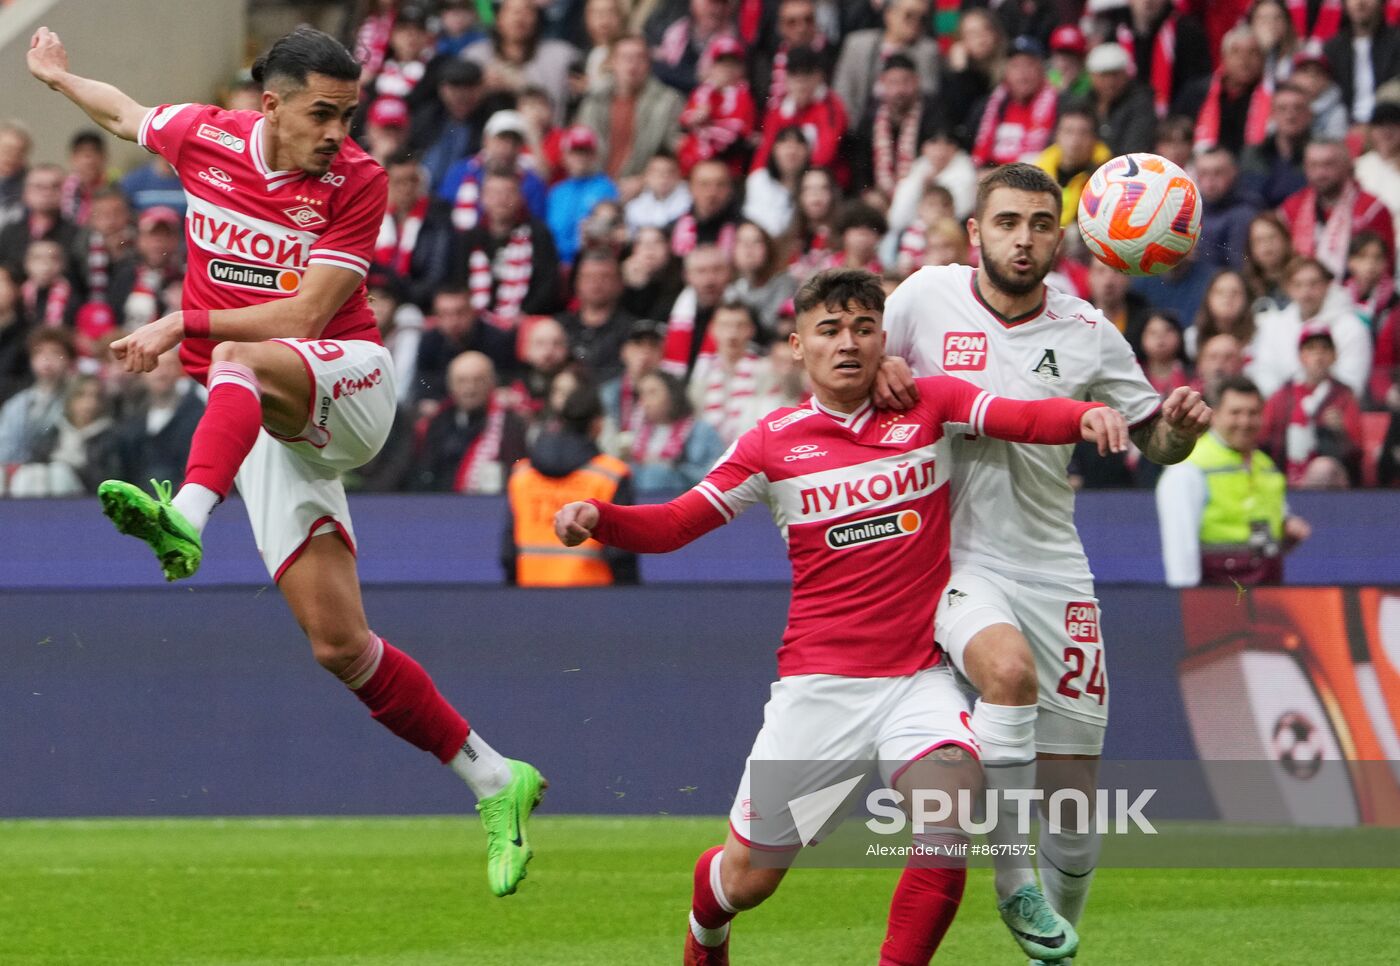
1032, 959, 1074, 965
475, 758, 546, 897
98, 479, 202, 582
998, 884, 1079, 961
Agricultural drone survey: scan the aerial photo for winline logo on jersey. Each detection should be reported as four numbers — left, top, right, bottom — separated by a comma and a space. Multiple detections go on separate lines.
824, 510, 921, 549
208, 259, 301, 294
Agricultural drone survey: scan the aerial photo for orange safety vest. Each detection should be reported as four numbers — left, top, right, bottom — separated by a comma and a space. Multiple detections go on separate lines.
509, 453, 630, 587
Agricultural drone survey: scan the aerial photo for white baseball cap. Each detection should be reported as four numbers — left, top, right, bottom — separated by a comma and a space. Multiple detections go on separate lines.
484, 109, 530, 140
1086, 43, 1132, 74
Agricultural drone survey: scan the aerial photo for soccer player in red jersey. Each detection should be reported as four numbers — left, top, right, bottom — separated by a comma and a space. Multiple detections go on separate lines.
27, 25, 544, 896
554, 269, 1128, 964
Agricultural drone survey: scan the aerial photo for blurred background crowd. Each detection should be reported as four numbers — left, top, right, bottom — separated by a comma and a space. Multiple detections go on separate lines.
0, 0, 1398, 501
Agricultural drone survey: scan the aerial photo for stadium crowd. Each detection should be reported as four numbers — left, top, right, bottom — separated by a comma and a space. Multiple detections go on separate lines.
0, 0, 1398, 498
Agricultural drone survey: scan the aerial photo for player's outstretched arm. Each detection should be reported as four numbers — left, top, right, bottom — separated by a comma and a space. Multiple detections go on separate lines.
977, 390, 1123, 450
27, 27, 149, 142
1130, 386, 1212, 465
554, 502, 600, 547
554, 490, 729, 554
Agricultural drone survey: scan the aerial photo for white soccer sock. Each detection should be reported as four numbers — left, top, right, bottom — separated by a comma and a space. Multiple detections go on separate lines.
971, 698, 1039, 900
690, 912, 731, 947
449, 729, 513, 800
1038, 822, 1101, 926
171, 483, 219, 535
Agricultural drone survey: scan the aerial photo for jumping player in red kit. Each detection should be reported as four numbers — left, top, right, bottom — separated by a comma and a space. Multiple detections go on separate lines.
27, 25, 544, 897
554, 269, 1128, 964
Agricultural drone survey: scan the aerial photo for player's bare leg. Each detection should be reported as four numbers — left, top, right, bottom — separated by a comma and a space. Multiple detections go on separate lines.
685, 831, 788, 964
961, 624, 1077, 961
1030, 753, 1101, 965
878, 745, 979, 966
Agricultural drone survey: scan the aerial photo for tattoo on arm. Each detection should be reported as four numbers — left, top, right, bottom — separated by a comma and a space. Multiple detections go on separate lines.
1131, 412, 1198, 466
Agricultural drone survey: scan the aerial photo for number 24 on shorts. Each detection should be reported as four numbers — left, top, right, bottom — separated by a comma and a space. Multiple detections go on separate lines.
1057, 646, 1106, 704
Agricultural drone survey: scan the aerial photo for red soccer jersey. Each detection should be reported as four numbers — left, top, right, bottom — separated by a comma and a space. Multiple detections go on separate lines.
137, 103, 386, 383
591, 377, 1099, 678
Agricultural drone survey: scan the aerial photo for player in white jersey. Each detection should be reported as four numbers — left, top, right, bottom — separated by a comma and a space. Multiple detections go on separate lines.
879, 163, 1212, 964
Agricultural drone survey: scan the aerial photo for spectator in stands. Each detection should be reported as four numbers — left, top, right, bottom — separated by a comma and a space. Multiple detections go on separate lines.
726, 220, 797, 337
451, 167, 562, 326
108, 206, 182, 331
1240, 82, 1313, 207
834, 0, 939, 125
547, 126, 619, 265
1079, 43, 1157, 157
1156, 375, 1308, 586
367, 269, 423, 405
649, 0, 738, 95
918, 216, 971, 270
939, 8, 1006, 146
1111, 0, 1212, 118
783, 167, 841, 276
1183, 25, 1270, 156
74, 187, 132, 309
847, 54, 944, 198
1323, 0, 1400, 123
0, 327, 72, 467
1088, 257, 1152, 349
885, 132, 977, 254
738, 127, 804, 239
751, 46, 847, 176
1244, 211, 1297, 312
1152, 113, 1196, 173
353, 0, 402, 83
1250, 0, 1301, 87
676, 36, 756, 176
752, 0, 834, 110
826, 201, 886, 272
1347, 230, 1397, 338
1249, 256, 1372, 397
1372, 287, 1400, 415
362, 5, 436, 109
1261, 323, 1364, 486
363, 97, 412, 166
662, 243, 731, 378
0, 120, 32, 224
1280, 139, 1395, 279
1356, 100, 1400, 247
0, 164, 76, 282
626, 152, 693, 233
435, 0, 485, 58
557, 251, 632, 382
1193, 333, 1247, 402
504, 384, 637, 585
686, 300, 772, 445
580, 0, 627, 89
671, 158, 740, 257
1035, 107, 1112, 228
1195, 146, 1262, 270
465, 0, 581, 119
118, 154, 184, 215
576, 35, 685, 190
625, 369, 725, 489
1131, 243, 1217, 331
0, 265, 29, 403
1190, 269, 1256, 358
620, 225, 685, 319
600, 317, 664, 447
110, 348, 203, 490
376, 153, 454, 310
440, 109, 548, 231
5, 372, 113, 497
1047, 24, 1091, 101
505, 315, 571, 420
1139, 310, 1192, 397
1289, 52, 1351, 139
411, 350, 529, 493
970, 36, 1057, 169
59, 130, 110, 228
19, 239, 75, 329
415, 285, 518, 402
409, 59, 488, 194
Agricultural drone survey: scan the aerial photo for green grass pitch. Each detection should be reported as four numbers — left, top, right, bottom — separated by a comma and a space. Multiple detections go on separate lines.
2, 816, 1396, 965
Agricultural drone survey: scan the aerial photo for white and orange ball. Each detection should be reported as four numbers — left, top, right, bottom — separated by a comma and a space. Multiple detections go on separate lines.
1077, 153, 1201, 277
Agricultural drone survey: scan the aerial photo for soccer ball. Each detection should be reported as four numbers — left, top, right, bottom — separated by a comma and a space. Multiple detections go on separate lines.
1077, 153, 1201, 277
1271, 711, 1325, 781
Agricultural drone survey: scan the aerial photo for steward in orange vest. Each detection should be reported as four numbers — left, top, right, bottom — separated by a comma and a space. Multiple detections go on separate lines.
504, 388, 638, 586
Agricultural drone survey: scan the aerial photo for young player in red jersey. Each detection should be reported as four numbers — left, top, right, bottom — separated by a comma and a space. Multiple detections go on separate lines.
27, 25, 544, 897
554, 269, 1128, 964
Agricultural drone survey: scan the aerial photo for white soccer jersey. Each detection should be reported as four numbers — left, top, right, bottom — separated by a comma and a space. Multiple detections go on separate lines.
884, 264, 1162, 587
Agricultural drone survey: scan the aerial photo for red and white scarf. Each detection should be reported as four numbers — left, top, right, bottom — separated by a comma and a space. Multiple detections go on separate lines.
767, 35, 827, 109
22, 277, 72, 328
873, 102, 921, 197
670, 213, 737, 258
85, 231, 112, 303
632, 415, 695, 464
375, 197, 428, 277
60, 173, 97, 226
971, 82, 1057, 167
1117, 17, 1176, 118
452, 396, 508, 494
355, 13, 395, 81
1288, 0, 1343, 53
468, 222, 534, 326
1282, 379, 1341, 482
697, 353, 761, 443
1291, 182, 1358, 277
375, 56, 429, 100
1192, 73, 1272, 154
1347, 274, 1395, 332
680, 82, 753, 160
452, 175, 481, 232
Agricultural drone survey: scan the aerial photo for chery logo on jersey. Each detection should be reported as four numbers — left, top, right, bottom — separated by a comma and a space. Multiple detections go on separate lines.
880, 423, 920, 444
198, 167, 234, 192
943, 332, 988, 370
1065, 602, 1100, 643
785, 444, 827, 462
284, 204, 328, 229
208, 260, 301, 294
825, 510, 921, 549
196, 123, 246, 153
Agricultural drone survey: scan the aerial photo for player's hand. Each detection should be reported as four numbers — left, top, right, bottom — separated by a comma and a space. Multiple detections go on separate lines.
27, 27, 69, 88
1284, 515, 1312, 547
1159, 386, 1211, 440
1080, 405, 1129, 456
110, 313, 183, 374
554, 501, 600, 547
874, 356, 918, 410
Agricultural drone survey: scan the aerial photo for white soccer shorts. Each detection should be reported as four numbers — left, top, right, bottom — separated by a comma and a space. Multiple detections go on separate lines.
729, 663, 978, 850
235, 338, 396, 581
935, 566, 1109, 756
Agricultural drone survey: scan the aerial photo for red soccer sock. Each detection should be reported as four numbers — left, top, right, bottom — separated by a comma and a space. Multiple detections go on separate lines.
341, 633, 471, 764
184, 361, 264, 499
691, 845, 737, 934
878, 864, 966, 965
